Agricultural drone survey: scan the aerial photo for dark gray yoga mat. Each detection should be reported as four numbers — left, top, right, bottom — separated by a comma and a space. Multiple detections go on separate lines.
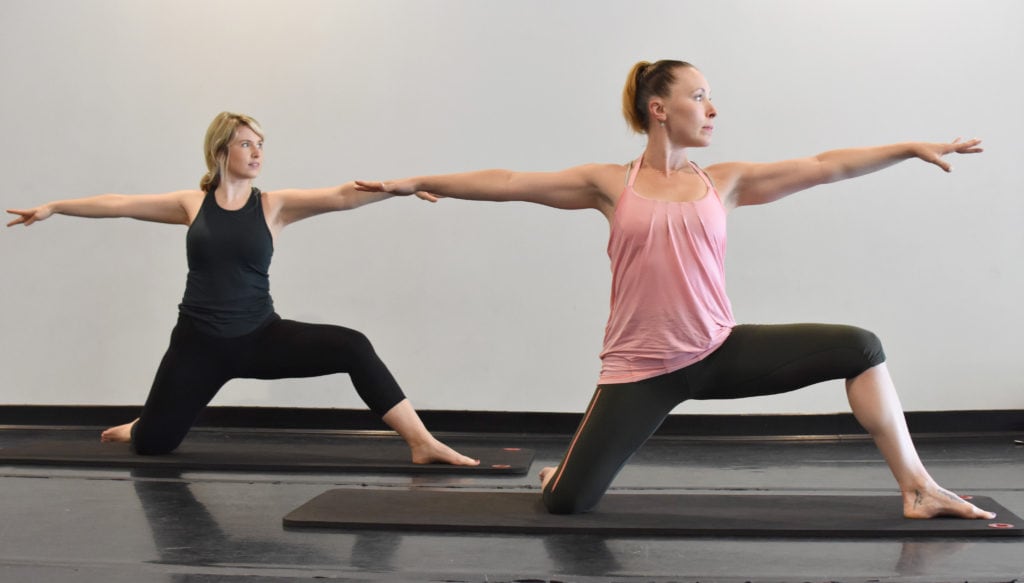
283, 489, 1022, 537
0, 439, 533, 474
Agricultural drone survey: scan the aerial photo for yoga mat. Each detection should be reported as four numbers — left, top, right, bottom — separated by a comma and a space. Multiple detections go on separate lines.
283, 489, 1023, 537
0, 439, 533, 474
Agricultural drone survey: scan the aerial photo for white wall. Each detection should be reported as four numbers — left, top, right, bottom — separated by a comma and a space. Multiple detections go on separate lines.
1, 0, 1021, 414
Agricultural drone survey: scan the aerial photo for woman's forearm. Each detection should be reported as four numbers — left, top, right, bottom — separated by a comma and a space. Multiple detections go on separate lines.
815, 143, 919, 183
49, 194, 130, 218
411, 169, 519, 202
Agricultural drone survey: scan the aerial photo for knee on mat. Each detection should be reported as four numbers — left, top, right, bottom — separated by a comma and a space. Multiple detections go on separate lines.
542, 488, 594, 515
130, 427, 183, 456
131, 442, 177, 456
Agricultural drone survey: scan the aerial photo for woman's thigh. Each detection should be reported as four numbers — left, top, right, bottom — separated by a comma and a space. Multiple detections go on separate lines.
686, 323, 885, 401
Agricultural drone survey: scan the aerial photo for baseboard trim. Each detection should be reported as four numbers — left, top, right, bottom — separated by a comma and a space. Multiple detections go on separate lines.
0, 405, 1020, 438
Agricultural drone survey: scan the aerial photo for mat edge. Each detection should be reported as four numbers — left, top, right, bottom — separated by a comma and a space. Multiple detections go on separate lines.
280, 491, 1023, 538
2, 406, 1021, 438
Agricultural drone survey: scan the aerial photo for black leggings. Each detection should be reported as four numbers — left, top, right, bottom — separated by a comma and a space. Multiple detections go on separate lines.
542, 323, 886, 514
131, 314, 407, 455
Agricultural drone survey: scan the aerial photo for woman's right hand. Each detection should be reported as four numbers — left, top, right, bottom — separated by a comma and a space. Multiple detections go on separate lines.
354, 180, 440, 203
6, 204, 53, 227
355, 179, 416, 195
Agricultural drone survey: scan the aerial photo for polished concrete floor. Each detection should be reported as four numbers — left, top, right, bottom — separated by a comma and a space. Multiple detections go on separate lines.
1, 427, 1021, 583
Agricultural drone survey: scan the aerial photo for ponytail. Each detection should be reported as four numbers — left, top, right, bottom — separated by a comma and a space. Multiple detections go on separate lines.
621, 60, 695, 134
622, 61, 653, 134
199, 168, 220, 192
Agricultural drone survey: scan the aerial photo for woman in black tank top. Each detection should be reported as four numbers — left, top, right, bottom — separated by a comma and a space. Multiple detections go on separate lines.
6, 111, 478, 467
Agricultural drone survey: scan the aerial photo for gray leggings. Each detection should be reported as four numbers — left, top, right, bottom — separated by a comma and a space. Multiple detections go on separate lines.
542, 323, 886, 514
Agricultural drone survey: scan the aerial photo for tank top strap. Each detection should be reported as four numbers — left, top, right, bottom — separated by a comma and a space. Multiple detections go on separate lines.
251, 187, 264, 216
688, 161, 716, 193
626, 153, 644, 188
202, 187, 262, 209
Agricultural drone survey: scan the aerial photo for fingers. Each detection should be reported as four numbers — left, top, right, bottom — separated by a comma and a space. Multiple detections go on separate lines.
350, 178, 389, 191
414, 191, 439, 203
950, 137, 984, 154
918, 147, 952, 172
923, 137, 983, 173
353, 180, 388, 192
5, 210, 31, 227
355, 179, 437, 202
932, 157, 952, 173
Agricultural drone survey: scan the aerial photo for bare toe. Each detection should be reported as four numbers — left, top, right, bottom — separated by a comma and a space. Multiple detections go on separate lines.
904, 487, 996, 520
539, 466, 557, 489
100, 419, 137, 443
412, 440, 480, 466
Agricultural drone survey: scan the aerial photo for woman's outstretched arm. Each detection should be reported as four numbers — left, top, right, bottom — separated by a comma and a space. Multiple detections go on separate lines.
355, 164, 620, 215
263, 182, 440, 231
710, 138, 983, 210
6, 191, 200, 227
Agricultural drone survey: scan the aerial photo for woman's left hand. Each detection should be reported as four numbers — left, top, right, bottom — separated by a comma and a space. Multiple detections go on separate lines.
915, 138, 983, 172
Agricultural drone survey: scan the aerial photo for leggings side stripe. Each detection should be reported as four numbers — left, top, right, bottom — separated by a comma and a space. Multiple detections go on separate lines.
549, 386, 603, 493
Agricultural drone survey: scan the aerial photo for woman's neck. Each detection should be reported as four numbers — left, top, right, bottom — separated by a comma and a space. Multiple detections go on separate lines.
215, 177, 253, 202
642, 138, 692, 176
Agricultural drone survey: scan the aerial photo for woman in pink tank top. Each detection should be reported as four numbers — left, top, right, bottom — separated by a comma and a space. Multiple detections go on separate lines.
358, 60, 992, 520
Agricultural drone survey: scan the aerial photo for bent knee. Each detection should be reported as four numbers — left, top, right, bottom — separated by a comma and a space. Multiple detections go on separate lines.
843, 326, 886, 374
342, 329, 377, 356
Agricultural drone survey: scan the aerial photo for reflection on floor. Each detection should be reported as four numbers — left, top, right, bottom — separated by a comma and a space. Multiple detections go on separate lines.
1, 427, 1021, 582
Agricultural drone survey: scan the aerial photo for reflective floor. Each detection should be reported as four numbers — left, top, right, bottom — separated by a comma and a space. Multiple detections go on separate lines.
1, 427, 1021, 582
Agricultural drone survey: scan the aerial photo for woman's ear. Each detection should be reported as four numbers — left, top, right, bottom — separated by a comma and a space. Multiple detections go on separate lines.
648, 98, 666, 123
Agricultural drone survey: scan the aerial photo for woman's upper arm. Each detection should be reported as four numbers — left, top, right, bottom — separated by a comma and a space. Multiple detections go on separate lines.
505, 164, 619, 213
709, 158, 828, 209
117, 190, 200, 224
264, 185, 354, 229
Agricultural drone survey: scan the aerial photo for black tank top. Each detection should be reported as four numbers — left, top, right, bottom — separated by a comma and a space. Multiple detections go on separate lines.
178, 188, 275, 337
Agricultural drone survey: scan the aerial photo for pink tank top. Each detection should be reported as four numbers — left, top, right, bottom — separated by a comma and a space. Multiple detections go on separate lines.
598, 155, 735, 383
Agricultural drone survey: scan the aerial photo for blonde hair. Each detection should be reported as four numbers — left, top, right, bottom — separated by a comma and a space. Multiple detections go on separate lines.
200, 112, 265, 192
621, 60, 694, 134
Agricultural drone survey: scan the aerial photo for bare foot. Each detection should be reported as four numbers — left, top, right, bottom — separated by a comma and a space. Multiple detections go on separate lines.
903, 485, 996, 519
410, 439, 479, 466
539, 466, 557, 490
100, 419, 137, 443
